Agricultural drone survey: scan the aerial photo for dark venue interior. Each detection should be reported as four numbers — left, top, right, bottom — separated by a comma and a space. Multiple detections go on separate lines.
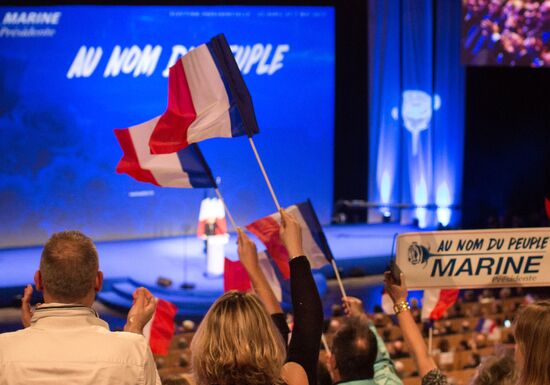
1, 1, 549, 385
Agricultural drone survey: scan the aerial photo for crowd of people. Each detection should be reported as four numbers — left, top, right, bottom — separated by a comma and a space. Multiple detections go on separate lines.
462, 0, 550, 66
0, 209, 549, 385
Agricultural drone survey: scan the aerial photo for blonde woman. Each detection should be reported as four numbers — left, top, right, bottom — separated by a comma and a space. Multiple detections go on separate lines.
513, 300, 550, 385
191, 210, 323, 385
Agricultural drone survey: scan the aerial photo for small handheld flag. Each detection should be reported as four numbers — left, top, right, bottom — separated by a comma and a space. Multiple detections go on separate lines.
246, 200, 333, 279
149, 34, 260, 154
114, 116, 216, 188
143, 298, 178, 356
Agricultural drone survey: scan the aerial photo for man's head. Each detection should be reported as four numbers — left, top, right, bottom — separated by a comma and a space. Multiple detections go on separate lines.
35, 231, 102, 305
327, 316, 378, 383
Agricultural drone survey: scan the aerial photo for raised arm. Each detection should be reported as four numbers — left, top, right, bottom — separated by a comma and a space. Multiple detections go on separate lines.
280, 210, 324, 385
237, 228, 290, 343
237, 228, 283, 314
384, 272, 447, 384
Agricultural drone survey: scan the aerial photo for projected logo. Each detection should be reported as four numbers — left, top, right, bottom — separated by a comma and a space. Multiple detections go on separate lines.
391, 90, 441, 155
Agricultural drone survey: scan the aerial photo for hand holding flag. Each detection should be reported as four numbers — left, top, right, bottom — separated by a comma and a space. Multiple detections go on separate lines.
235, 228, 283, 315
279, 209, 304, 259
342, 296, 366, 318
237, 228, 260, 272
247, 201, 333, 279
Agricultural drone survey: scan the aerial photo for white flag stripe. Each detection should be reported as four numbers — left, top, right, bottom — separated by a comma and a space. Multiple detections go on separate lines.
258, 251, 282, 302
128, 117, 193, 187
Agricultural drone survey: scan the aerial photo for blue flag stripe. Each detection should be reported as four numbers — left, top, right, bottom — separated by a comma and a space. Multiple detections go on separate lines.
176, 144, 217, 188
297, 200, 334, 262
207, 34, 260, 137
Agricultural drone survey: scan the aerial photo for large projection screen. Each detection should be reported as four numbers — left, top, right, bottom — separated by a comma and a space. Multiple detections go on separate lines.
0, 6, 335, 247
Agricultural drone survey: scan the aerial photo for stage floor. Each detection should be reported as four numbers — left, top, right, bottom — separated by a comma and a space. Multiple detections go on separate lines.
0, 223, 419, 317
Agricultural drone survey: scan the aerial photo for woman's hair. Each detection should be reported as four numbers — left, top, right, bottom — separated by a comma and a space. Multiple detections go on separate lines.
190, 291, 286, 385
470, 348, 516, 385
513, 300, 550, 385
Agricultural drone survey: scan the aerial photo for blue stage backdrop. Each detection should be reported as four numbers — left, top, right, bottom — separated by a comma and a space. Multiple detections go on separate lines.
367, 0, 464, 228
0, 6, 334, 248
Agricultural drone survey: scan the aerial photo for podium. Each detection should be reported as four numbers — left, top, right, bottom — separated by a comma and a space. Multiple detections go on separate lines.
205, 234, 229, 277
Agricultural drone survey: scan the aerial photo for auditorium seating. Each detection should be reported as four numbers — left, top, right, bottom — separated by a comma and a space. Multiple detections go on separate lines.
153, 295, 525, 383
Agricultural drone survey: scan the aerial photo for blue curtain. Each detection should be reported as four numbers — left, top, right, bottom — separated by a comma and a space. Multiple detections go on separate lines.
368, 0, 464, 228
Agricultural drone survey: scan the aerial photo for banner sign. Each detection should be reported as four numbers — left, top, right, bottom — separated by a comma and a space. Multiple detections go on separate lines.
396, 228, 550, 289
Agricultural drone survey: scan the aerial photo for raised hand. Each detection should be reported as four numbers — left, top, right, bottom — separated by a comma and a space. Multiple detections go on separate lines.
124, 287, 157, 334
279, 209, 304, 258
21, 284, 34, 328
383, 271, 408, 304
237, 228, 260, 272
342, 296, 366, 318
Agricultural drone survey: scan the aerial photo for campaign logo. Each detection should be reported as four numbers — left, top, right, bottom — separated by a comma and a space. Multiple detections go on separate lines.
2, 12, 61, 25
1, 11, 60, 38
408, 242, 430, 266
391, 90, 441, 156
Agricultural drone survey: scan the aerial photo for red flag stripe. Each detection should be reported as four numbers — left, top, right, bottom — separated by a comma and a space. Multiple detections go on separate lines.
114, 128, 159, 186
430, 289, 459, 321
149, 60, 196, 154
223, 258, 252, 292
149, 299, 177, 356
246, 216, 291, 279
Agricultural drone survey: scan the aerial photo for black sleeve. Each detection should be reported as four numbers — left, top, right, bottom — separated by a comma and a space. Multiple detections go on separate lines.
271, 312, 290, 350
286, 256, 323, 385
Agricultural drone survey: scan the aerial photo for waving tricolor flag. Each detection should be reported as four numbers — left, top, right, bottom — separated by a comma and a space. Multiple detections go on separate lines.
114, 116, 216, 188
421, 288, 459, 321
223, 251, 283, 302
143, 298, 178, 356
149, 34, 259, 154
246, 200, 332, 279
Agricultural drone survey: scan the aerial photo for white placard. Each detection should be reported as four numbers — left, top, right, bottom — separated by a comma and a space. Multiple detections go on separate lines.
396, 227, 550, 289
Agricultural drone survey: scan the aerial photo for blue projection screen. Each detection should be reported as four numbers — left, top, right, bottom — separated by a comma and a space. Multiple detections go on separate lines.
0, 6, 334, 248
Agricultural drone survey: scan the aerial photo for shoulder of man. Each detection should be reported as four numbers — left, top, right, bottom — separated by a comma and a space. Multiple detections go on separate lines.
106, 330, 152, 349
373, 362, 404, 385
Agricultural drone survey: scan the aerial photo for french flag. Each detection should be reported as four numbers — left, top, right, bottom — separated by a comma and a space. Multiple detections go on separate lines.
114, 116, 216, 188
246, 200, 332, 279
223, 251, 283, 302
421, 288, 459, 321
149, 34, 259, 154
143, 298, 178, 356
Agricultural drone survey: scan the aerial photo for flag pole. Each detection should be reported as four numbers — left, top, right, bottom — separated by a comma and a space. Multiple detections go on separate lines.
331, 259, 348, 299
214, 187, 238, 231
306, 199, 348, 299
248, 137, 281, 211
321, 333, 331, 354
